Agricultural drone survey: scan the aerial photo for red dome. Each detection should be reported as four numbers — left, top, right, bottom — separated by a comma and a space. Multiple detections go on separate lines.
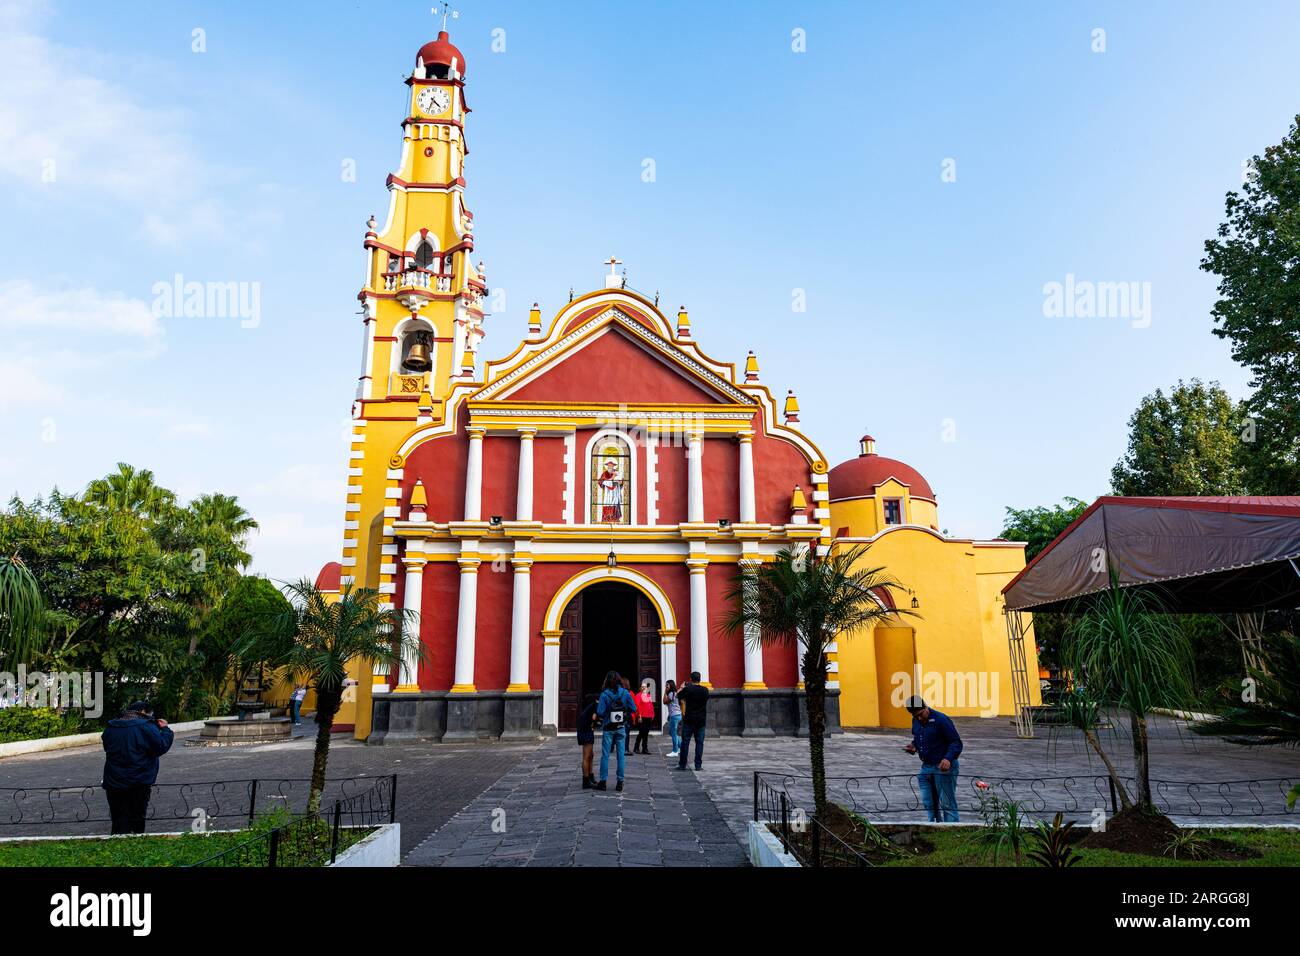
828, 446, 936, 502
416, 31, 466, 77
314, 561, 342, 592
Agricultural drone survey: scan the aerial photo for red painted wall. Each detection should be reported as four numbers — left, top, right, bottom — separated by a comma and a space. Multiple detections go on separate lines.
416, 561, 460, 689
532, 435, 568, 522
480, 434, 520, 521
510, 328, 723, 405
702, 436, 740, 524
705, 563, 744, 687
655, 442, 687, 524
474, 556, 514, 689
753, 420, 814, 524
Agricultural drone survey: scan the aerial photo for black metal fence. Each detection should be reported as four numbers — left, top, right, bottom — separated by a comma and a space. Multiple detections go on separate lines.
755, 769, 1298, 827
187, 777, 397, 868
753, 773, 873, 867
0, 775, 396, 838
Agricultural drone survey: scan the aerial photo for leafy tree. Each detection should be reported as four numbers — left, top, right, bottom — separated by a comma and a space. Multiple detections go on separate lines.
723, 544, 911, 817
245, 579, 419, 814
1201, 116, 1300, 495
0, 466, 258, 718
0, 554, 43, 666
1109, 379, 1248, 496
1000, 497, 1089, 673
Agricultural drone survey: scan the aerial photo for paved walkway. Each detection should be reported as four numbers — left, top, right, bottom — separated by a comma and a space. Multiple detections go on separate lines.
404, 735, 746, 867
694, 714, 1300, 839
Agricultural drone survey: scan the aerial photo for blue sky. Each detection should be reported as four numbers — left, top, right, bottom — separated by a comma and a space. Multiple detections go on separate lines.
2, 0, 1297, 579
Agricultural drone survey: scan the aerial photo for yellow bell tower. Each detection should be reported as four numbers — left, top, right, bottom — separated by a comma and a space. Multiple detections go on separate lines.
342, 22, 486, 733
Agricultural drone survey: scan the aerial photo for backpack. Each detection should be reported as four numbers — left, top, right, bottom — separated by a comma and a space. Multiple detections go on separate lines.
604, 689, 628, 728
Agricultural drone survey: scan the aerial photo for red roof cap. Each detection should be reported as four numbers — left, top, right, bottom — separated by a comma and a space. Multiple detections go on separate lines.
417, 31, 466, 76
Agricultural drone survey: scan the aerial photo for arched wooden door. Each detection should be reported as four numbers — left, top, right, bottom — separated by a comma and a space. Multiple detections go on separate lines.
557, 594, 583, 732
556, 585, 662, 731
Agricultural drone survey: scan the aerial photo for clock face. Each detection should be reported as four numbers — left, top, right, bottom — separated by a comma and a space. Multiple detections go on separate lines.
416, 87, 450, 116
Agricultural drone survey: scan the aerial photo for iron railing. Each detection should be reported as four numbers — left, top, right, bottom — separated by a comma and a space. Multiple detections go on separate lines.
187, 779, 397, 868
754, 769, 1298, 825
0, 775, 396, 836
753, 773, 872, 867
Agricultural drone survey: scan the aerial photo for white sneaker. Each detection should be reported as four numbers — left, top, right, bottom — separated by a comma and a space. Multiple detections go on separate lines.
667, 751, 679, 757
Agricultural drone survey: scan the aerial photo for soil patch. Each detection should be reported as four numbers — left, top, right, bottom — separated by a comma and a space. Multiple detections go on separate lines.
767, 802, 935, 866
1080, 806, 1258, 861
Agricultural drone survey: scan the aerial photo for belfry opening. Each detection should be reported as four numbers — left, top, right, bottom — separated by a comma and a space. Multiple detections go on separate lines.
557, 583, 662, 732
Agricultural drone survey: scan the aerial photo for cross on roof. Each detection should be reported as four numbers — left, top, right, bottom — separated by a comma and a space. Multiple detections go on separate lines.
604, 255, 623, 277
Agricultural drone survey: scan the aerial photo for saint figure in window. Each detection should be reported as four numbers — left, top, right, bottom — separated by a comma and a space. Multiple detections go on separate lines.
591, 439, 630, 524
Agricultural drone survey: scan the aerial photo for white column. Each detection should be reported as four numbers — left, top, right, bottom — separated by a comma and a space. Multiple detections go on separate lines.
687, 431, 704, 522
507, 555, 532, 691
464, 427, 485, 521
451, 557, 479, 691
515, 427, 536, 521
738, 431, 756, 523
687, 558, 711, 684
542, 630, 561, 730
397, 548, 426, 691
741, 558, 765, 688
660, 629, 678, 691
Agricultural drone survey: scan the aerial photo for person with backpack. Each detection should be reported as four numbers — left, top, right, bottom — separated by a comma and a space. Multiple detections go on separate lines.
594, 671, 637, 792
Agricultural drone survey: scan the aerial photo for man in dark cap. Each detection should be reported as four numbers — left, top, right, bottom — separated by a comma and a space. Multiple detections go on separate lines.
903, 696, 962, 822
101, 700, 174, 834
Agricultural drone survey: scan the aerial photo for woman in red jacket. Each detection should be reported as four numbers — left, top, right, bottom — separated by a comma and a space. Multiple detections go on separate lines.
632, 680, 656, 754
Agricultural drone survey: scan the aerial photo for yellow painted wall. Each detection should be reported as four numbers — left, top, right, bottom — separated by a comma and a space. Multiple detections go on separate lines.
832, 520, 1041, 728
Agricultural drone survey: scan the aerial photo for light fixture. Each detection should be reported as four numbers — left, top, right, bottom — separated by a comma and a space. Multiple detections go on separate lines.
607, 548, 618, 569
911, 595, 920, 609
718, 518, 731, 529
489, 515, 503, 528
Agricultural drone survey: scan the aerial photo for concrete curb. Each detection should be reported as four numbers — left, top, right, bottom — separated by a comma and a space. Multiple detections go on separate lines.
0, 720, 208, 760
747, 820, 801, 867
330, 823, 400, 867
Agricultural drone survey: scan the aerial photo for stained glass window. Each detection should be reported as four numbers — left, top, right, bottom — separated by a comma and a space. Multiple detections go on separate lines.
590, 436, 631, 525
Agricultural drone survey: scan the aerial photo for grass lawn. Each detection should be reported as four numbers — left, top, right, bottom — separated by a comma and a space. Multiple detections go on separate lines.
0, 821, 373, 867
877, 826, 1300, 867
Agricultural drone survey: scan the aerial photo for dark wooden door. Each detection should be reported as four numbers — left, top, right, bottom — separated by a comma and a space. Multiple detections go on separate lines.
636, 595, 662, 724
558, 594, 583, 732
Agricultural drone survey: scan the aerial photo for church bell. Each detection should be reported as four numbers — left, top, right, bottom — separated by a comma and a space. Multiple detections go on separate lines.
403, 331, 433, 372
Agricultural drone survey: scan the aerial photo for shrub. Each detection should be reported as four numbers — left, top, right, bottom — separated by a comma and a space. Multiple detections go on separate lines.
0, 707, 89, 743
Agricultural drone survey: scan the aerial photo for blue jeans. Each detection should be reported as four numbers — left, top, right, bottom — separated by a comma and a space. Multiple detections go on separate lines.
599, 726, 627, 782
289, 700, 301, 724
677, 722, 705, 769
919, 760, 960, 822
666, 714, 681, 752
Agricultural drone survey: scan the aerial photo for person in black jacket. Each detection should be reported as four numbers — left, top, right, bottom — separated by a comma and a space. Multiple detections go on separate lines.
101, 700, 174, 834
577, 693, 598, 789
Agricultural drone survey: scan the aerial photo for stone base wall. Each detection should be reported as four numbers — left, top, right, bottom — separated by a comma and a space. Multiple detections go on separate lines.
367, 688, 837, 744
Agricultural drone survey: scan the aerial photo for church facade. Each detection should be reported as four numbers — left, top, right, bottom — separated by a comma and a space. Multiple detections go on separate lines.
343, 30, 836, 742
337, 28, 1038, 743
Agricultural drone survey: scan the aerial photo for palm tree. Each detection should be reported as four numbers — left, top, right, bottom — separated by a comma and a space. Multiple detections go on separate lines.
190, 494, 258, 544
1062, 573, 1194, 811
84, 463, 176, 517
723, 543, 911, 817
1191, 630, 1300, 808
243, 578, 421, 814
0, 553, 43, 666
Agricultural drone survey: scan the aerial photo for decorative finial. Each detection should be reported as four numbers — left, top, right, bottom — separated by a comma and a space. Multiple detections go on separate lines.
744, 350, 760, 383
654, 290, 660, 308
435, 3, 459, 32
569, 286, 575, 303
366, 214, 377, 233
783, 389, 801, 428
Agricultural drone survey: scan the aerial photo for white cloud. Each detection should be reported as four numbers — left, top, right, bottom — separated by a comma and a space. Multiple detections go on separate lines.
0, 357, 64, 406
0, 278, 160, 338
247, 511, 339, 583
0, 0, 229, 242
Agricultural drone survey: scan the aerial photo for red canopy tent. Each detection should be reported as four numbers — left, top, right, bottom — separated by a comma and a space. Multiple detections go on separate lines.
999, 496, 1300, 736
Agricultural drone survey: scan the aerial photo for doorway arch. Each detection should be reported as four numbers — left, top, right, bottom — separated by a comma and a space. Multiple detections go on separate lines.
542, 567, 677, 733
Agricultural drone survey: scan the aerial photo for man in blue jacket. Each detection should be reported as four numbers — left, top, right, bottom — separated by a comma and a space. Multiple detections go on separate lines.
904, 696, 963, 822
101, 700, 174, 834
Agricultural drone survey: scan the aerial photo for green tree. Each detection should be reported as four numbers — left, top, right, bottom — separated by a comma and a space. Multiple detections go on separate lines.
1000, 497, 1089, 674
1109, 379, 1247, 496
245, 579, 420, 814
723, 544, 911, 817
0, 553, 43, 667
1201, 116, 1300, 494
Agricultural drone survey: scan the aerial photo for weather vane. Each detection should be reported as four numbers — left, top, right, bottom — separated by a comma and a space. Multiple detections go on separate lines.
434, 3, 459, 31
